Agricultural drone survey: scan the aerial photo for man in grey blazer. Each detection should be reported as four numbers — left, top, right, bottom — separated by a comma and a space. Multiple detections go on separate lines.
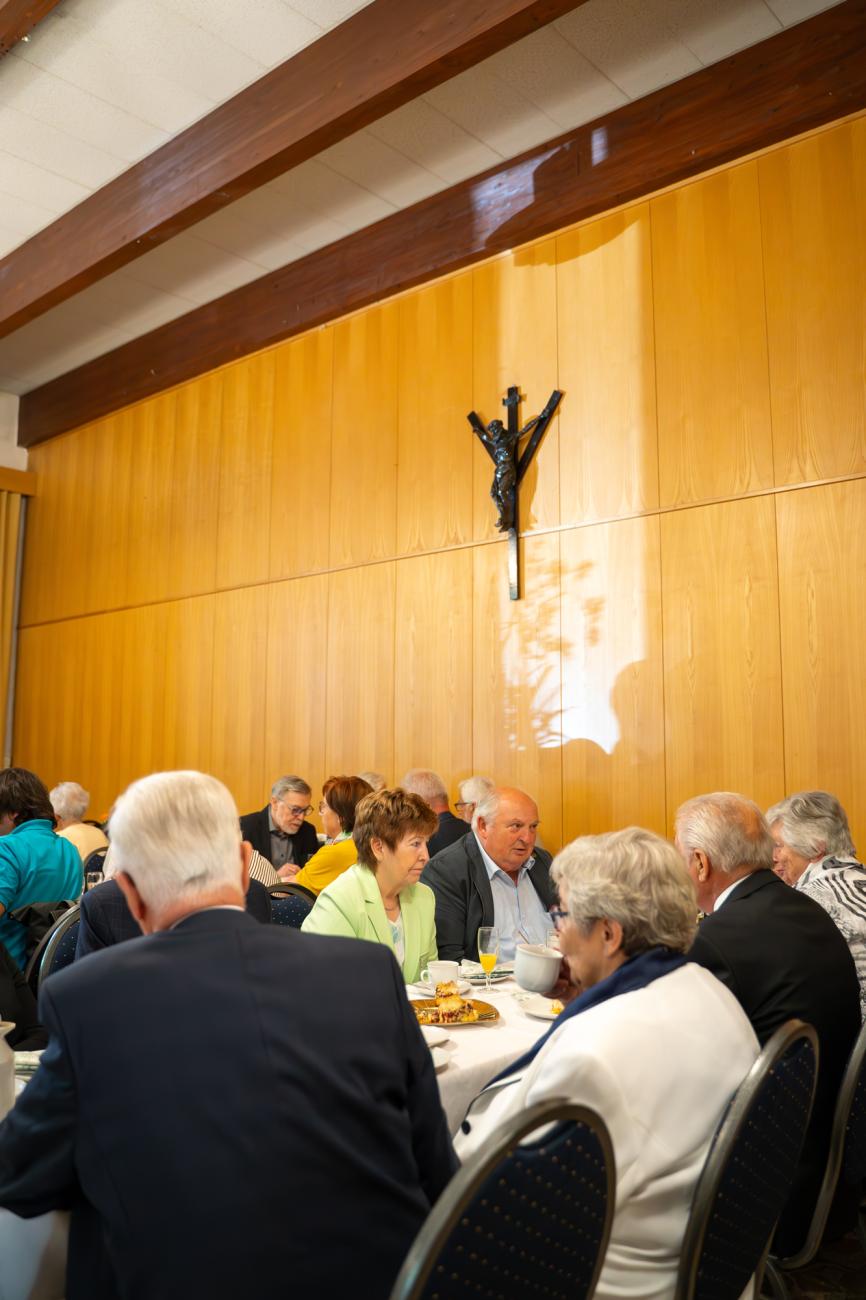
421, 787, 555, 962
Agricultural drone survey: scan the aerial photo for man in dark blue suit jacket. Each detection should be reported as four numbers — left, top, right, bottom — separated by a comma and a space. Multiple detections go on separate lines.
0, 771, 456, 1300
75, 874, 271, 957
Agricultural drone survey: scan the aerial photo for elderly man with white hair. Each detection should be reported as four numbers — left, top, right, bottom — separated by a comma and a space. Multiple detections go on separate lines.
422, 785, 555, 963
677, 791, 861, 1256
49, 781, 108, 862
454, 774, 493, 823
400, 768, 467, 857
457, 827, 759, 1300
0, 770, 456, 1300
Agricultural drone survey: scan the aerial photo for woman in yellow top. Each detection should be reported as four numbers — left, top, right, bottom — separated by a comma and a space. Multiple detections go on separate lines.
285, 775, 372, 895
301, 788, 438, 984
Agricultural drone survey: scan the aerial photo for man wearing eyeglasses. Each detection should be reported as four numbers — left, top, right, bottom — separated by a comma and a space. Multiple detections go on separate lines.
240, 776, 319, 874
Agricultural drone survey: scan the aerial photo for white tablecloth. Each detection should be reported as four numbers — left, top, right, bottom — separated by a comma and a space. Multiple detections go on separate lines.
409, 980, 549, 1134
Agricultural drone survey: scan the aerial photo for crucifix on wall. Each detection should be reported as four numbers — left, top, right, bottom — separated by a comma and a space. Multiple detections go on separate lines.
468, 385, 563, 600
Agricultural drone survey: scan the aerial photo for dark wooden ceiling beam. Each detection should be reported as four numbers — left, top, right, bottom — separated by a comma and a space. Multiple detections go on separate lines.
18, 0, 866, 448
0, 0, 592, 337
0, 0, 63, 58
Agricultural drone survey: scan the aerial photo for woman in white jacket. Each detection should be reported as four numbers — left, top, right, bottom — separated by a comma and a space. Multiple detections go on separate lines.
455, 827, 760, 1300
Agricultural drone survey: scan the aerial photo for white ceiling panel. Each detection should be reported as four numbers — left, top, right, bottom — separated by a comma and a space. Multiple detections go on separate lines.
0, 0, 849, 399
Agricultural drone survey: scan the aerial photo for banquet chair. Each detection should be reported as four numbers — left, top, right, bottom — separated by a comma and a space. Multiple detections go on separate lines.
390, 1099, 615, 1300
82, 846, 109, 874
674, 1019, 819, 1300
267, 883, 314, 928
35, 905, 82, 994
761, 1017, 866, 1298
22, 901, 76, 993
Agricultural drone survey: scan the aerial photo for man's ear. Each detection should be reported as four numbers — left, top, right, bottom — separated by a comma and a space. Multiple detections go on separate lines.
240, 840, 252, 894
115, 871, 150, 935
693, 849, 711, 882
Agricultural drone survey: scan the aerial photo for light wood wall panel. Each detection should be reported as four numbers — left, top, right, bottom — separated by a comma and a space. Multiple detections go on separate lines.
126, 393, 177, 608
264, 575, 329, 801
160, 595, 216, 776
216, 353, 275, 590
76, 611, 125, 815
329, 304, 398, 568
777, 479, 866, 835
661, 495, 784, 823
324, 561, 395, 781
652, 162, 774, 507
557, 205, 658, 524
210, 584, 269, 813
116, 604, 169, 793
19, 441, 57, 627
760, 118, 866, 485
473, 534, 563, 847
269, 330, 333, 581
82, 410, 133, 615
397, 273, 474, 555
561, 515, 665, 841
472, 242, 559, 538
167, 375, 222, 600
393, 549, 473, 792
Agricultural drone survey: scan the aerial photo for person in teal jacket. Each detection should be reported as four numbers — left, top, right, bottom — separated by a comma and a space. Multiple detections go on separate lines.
302, 787, 438, 984
0, 768, 83, 968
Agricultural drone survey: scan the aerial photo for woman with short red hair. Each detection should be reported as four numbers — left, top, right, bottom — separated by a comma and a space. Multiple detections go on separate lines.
289, 775, 372, 895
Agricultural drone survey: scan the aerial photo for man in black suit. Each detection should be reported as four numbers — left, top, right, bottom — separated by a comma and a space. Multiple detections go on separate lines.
74, 874, 271, 958
239, 774, 319, 871
401, 768, 467, 858
676, 791, 861, 1255
0, 771, 456, 1300
422, 786, 555, 963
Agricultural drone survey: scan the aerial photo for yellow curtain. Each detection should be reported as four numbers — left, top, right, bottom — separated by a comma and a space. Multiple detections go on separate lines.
0, 491, 22, 765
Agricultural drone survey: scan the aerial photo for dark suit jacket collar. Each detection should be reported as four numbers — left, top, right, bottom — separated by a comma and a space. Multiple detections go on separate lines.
464, 834, 555, 912
718, 868, 778, 906
164, 907, 259, 937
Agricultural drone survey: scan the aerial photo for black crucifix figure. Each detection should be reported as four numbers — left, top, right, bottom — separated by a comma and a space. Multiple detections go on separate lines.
468, 385, 563, 599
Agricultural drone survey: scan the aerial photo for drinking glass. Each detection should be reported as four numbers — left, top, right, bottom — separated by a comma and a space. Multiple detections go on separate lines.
477, 926, 500, 993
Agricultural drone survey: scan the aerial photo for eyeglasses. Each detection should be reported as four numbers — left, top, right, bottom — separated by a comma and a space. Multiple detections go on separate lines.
455, 801, 470, 811
282, 803, 312, 817
549, 908, 570, 931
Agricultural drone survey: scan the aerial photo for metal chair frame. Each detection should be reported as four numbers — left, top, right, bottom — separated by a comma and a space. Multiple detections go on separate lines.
266, 881, 317, 905
390, 1098, 616, 1300
762, 1015, 866, 1296
81, 846, 109, 874
35, 903, 81, 994
675, 1019, 819, 1300
22, 900, 76, 991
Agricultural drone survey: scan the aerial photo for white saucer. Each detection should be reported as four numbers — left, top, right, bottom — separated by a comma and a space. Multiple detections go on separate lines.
523, 994, 564, 1021
421, 1025, 448, 1047
415, 978, 471, 997
431, 1046, 448, 1073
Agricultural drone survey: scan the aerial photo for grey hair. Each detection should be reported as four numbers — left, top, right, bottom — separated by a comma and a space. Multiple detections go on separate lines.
766, 790, 856, 861
49, 781, 89, 822
400, 769, 448, 804
271, 774, 311, 801
471, 789, 502, 831
675, 792, 773, 876
551, 827, 697, 955
357, 771, 386, 792
459, 775, 494, 807
108, 771, 244, 914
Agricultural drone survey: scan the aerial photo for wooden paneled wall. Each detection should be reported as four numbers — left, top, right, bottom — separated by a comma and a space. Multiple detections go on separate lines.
15, 115, 866, 849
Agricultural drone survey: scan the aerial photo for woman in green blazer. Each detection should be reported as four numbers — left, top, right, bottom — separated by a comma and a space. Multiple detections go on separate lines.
302, 788, 438, 984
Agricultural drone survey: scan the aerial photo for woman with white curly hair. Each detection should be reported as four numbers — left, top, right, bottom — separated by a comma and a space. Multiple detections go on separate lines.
456, 826, 760, 1300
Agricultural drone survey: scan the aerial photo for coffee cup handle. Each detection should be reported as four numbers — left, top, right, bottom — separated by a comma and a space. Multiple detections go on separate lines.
419, 968, 430, 984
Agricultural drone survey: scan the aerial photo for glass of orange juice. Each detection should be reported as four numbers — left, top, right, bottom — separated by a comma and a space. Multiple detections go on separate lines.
477, 926, 500, 993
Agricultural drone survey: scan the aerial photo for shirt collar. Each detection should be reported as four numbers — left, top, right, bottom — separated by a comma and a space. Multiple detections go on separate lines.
169, 904, 245, 931
474, 832, 534, 882
713, 875, 751, 912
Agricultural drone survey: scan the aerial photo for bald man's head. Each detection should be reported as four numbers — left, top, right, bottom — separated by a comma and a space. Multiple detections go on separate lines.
473, 787, 539, 875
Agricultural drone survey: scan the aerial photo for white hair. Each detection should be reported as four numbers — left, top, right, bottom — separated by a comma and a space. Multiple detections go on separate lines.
108, 771, 243, 914
271, 774, 311, 800
50, 781, 90, 823
400, 769, 448, 804
471, 789, 502, 831
552, 828, 698, 955
459, 775, 494, 807
675, 792, 773, 876
357, 771, 386, 792
766, 791, 856, 862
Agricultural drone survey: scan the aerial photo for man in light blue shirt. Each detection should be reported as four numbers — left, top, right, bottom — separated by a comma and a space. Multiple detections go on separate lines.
422, 787, 556, 963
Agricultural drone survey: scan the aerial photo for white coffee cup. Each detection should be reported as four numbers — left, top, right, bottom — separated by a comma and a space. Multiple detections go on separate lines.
514, 943, 561, 994
419, 960, 460, 988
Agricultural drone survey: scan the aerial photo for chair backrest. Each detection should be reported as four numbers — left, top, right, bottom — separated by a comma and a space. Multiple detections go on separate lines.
37, 904, 82, 992
267, 890, 313, 928
390, 1099, 615, 1300
82, 846, 109, 874
772, 1014, 866, 1269
21, 900, 75, 992
675, 1019, 819, 1300
267, 881, 317, 904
